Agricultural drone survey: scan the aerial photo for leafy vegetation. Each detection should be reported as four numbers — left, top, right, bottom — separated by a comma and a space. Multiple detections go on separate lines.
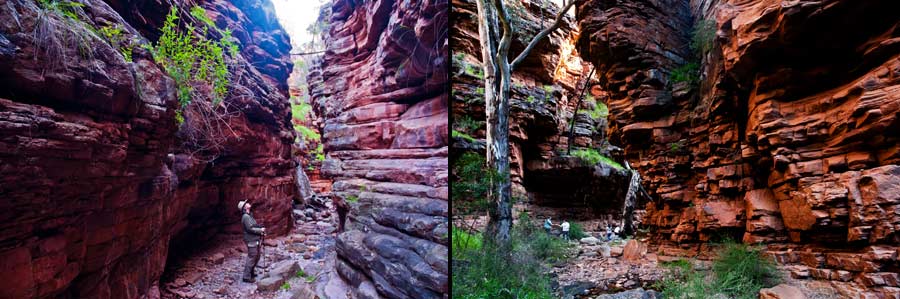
280, 282, 290, 291
655, 240, 780, 299
568, 221, 587, 240
452, 130, 478, 143
295, 269, 316, 283
669, 18, 715, 88
451, 152, 499, 214
570, 148, 624, 170
577, 95, 609, 120
453, 115, 482, 134
670, 62, 700, 85
291, 100, 313, 122
452, 213, 571, 299
668, 140, 686, 154
314, 144, 325, 161
452, 227, 483, 258
145, 6, 239, 122
98, 24, 134, 62
691, 18, 717, 56
296, 125, 320, 143
34, 0, 101, 66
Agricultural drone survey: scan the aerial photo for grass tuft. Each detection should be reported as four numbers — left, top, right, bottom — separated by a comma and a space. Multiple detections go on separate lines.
570, 148, 624, 170
655, 240, 781, 299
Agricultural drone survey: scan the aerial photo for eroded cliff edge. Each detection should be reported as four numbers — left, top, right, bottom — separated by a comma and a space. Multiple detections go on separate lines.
306, 0, 449, 298
0, 0, 295, 297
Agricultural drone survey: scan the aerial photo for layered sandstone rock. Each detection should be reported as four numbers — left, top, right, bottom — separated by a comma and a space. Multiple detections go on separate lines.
575, 0, 900, 296
306, 0, 449, 298
451, 0, 637, 219
0, 0, 294, 297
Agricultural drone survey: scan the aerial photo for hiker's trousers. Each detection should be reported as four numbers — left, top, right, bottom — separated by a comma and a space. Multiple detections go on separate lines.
243, 244, 260, 279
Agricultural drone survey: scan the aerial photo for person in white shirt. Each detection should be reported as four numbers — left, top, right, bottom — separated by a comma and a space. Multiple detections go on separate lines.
560, 220, 570, 241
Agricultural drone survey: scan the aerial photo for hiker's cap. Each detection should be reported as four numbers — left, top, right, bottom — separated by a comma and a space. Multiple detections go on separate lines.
238, 200, 248, 211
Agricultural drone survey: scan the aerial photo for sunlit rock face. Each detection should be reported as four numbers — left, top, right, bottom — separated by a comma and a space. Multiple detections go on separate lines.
576, 0, 900, 295
305, 0, 449, 298
0, 0, 293, 297
451, 0, 636, 219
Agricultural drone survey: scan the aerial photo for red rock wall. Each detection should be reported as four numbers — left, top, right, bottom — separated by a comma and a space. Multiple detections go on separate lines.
451, 0, 635, 218
306, 0, 449, 298
0, 0, 294, 297
576, 0, 900, 296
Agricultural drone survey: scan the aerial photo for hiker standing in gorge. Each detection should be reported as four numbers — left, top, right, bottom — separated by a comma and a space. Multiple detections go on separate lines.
239, 200, 266, 283
560, 220, 570, 241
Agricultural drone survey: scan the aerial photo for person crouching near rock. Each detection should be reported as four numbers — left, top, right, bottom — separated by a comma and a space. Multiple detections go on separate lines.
238, 200, 266, 283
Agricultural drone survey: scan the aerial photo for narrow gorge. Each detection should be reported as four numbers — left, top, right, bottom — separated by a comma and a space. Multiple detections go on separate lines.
0, 0, 448, 298
451, 0, 900, 298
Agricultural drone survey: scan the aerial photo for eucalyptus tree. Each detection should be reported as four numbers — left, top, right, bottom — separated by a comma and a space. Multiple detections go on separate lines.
474, 0, 578, 245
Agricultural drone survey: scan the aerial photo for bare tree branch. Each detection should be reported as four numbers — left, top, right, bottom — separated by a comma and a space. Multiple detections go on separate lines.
509, 0, 578, 71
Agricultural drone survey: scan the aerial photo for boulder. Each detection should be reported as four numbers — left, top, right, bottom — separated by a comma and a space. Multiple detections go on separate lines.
623, 240, 648, 262
268, 260, 300, 280
580, 237, 601, 245
759, 284, 806, 299
257, 276, 286, 292
595, 288, 659, 299
598, 244, 612, 257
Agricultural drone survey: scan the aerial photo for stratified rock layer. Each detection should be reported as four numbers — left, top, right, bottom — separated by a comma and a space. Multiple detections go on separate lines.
576, 0, 900, 296
451, 0, 638, 221
0, 0, 294, 297
306, 0, 448, 298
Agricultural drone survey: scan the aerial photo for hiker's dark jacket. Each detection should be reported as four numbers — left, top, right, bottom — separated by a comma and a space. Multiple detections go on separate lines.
242, 212, 264, 245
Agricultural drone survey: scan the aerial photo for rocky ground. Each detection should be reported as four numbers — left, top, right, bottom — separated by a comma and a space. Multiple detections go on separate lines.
159, 201, 350, 299
554, 232, 853, 299
553, 234, 664, 299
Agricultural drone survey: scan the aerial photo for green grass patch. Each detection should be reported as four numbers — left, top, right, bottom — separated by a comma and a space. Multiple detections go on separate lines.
295, 125, 320, 142
570, 148, 624, 170
578, 96, 608, 119
655, 240, 781, 299
452, 130, 477, 143
452, 219, 571, 299
291, 101, 312, 122
452, 227, 482, 257
280, 282, 290, 291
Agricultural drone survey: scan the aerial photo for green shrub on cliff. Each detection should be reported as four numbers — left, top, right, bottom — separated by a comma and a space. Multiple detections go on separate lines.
145, 5, 239, 121
98, 24, 134, 62
670, 62, 699, 85
577, 96, 609, 120
291, 100, 313, 122
691, 18, 716, 56
570, 148, 623, 170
